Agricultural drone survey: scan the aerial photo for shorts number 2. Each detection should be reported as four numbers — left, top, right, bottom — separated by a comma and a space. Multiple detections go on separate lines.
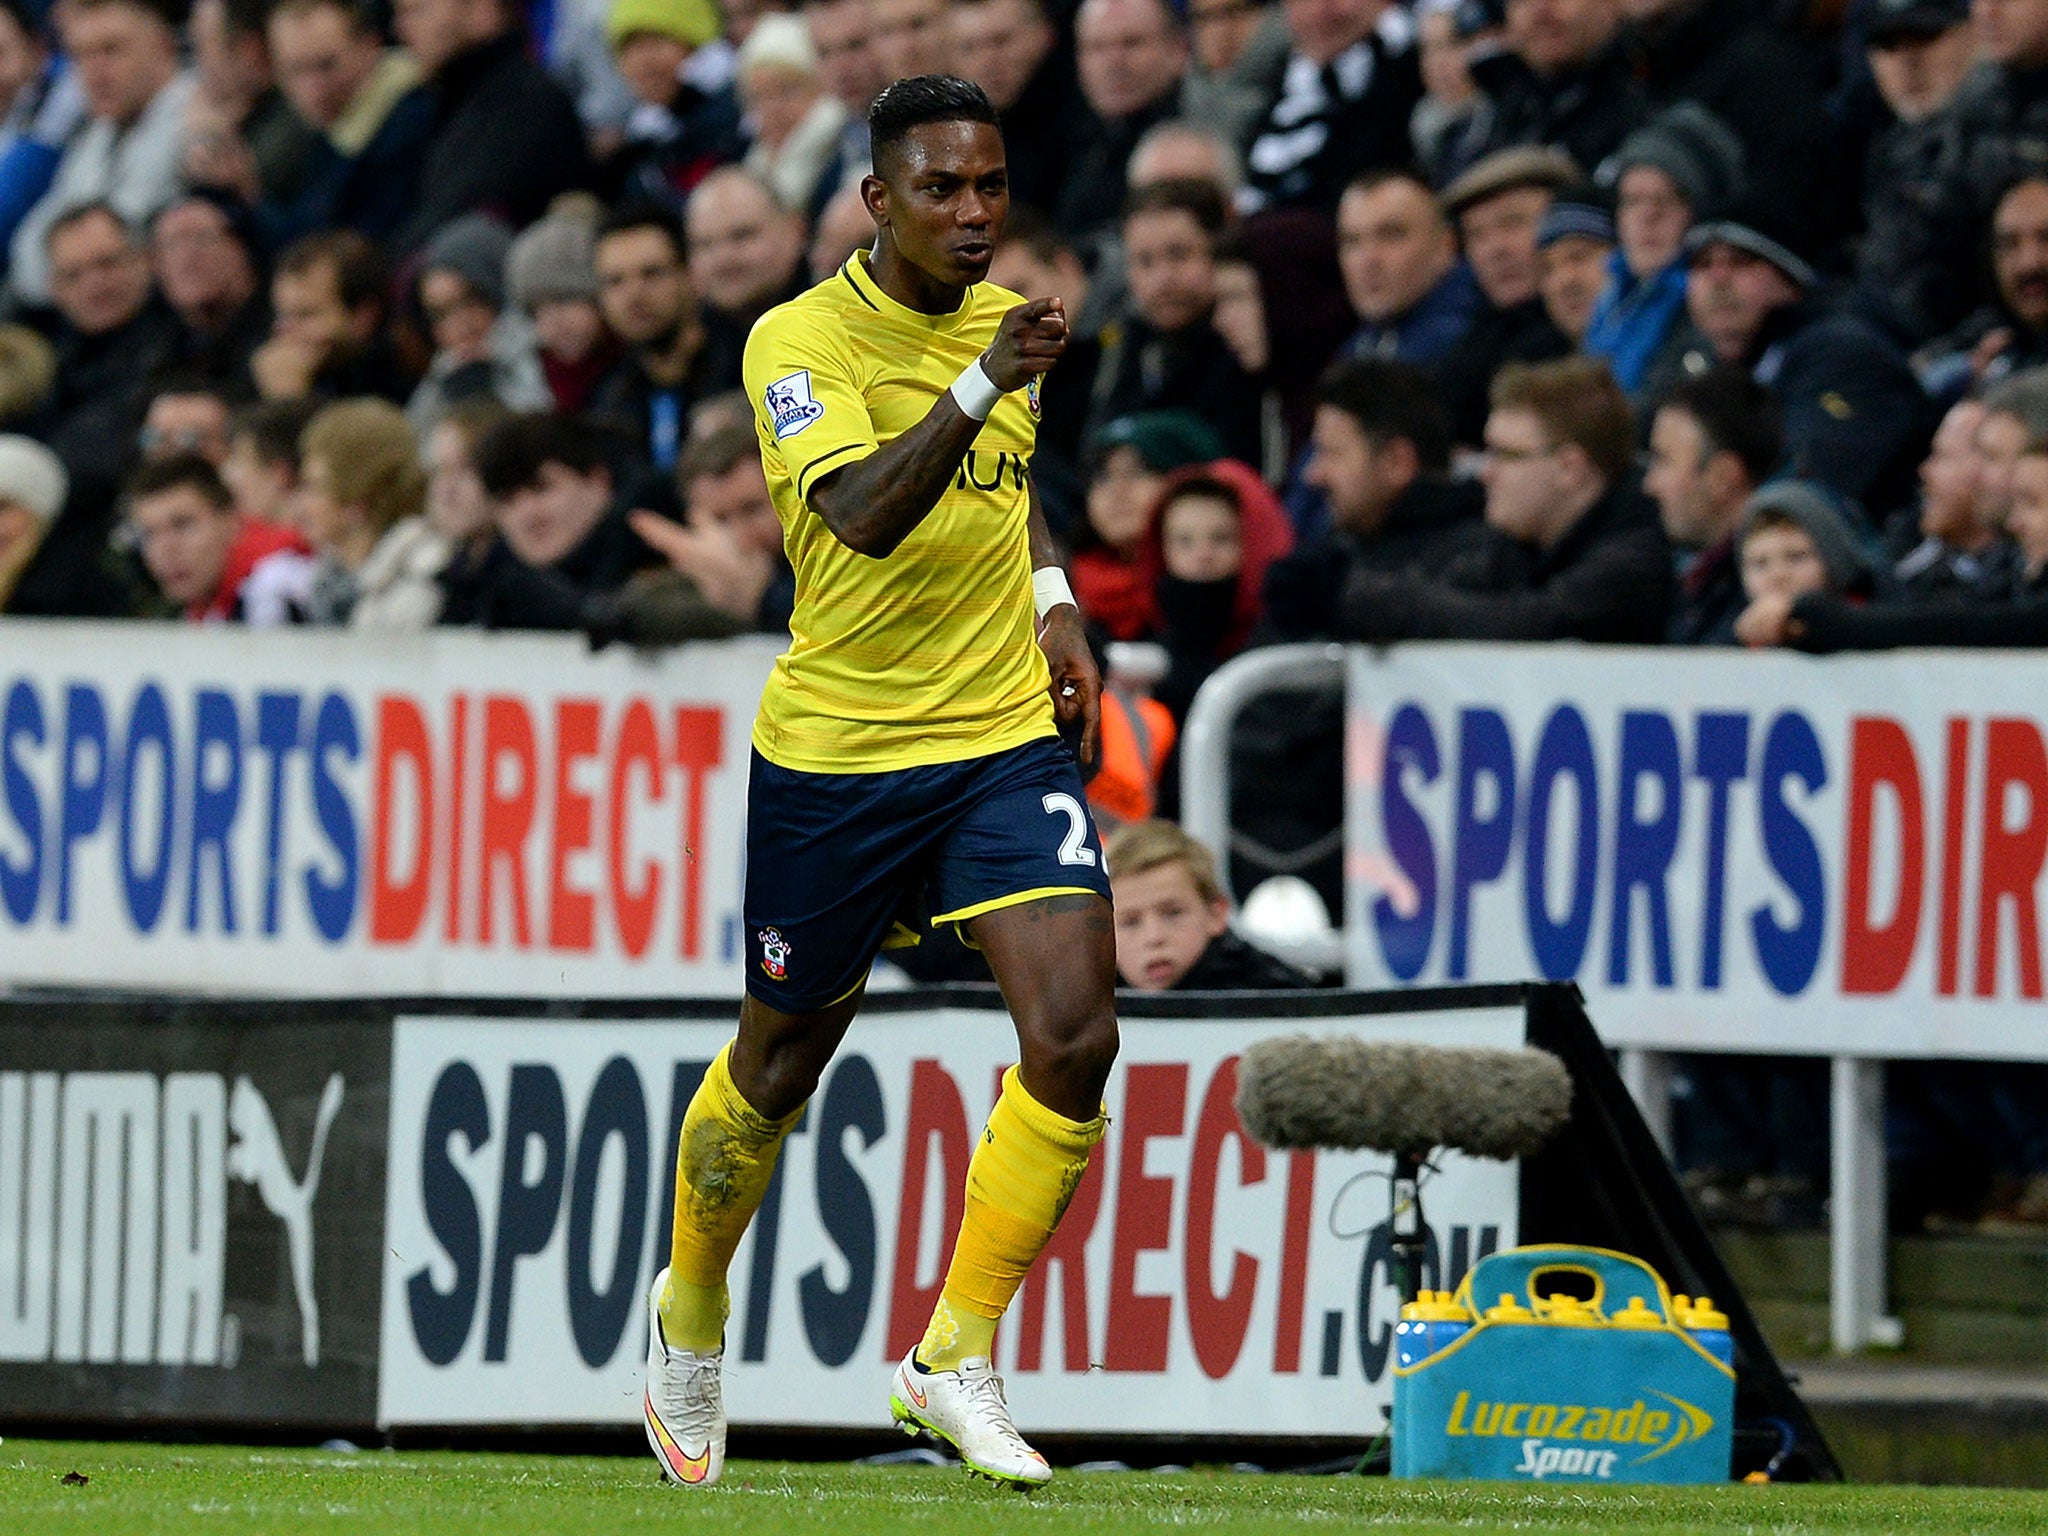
1040, 793, 1099, 867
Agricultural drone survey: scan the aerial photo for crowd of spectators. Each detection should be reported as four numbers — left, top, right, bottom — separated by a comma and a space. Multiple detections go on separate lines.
7, 0, 2048, 1230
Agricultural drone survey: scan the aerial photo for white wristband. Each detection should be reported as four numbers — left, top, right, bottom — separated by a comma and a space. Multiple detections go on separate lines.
949, 357, 1003, 421
1033, 566, 1076, 620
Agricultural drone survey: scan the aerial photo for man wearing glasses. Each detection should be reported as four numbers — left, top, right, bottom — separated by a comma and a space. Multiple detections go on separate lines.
1305, 354, 1671, 641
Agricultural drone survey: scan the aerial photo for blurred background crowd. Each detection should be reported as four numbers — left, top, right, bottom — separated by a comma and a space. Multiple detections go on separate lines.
4, 0, 2048, 1233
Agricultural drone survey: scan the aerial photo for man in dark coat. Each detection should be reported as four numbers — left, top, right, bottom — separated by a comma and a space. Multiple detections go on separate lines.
1329, 356, 1671, 641
1264, 356, 1485, 636
1058, 0, 1189, 241
391, 0, 591, 255
1680, 198, 1932, 518
1463, 0, 1648, 180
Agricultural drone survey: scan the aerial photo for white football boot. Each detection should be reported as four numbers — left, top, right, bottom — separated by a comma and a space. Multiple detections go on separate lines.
890, 1350, 1053, 1487
644, 1267, 725, 1487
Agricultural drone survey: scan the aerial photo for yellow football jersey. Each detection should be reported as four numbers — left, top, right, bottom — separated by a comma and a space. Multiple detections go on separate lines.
743, 252, 1055, 773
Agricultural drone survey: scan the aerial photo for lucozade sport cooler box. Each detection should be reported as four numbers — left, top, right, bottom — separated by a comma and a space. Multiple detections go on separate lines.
1392, 1246, 1735, 1484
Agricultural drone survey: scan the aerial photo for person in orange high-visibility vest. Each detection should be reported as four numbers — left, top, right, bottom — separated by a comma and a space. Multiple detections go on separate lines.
1085, 680, 1176, 830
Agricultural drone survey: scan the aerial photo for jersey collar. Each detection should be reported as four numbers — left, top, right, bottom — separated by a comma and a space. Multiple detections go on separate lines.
842, 251, 978, 333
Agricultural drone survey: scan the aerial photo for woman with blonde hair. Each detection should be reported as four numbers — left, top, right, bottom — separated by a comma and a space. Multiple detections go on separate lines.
297, 397, 448, 629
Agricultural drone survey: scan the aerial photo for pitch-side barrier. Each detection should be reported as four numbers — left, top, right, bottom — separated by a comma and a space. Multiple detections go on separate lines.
1183, 640, 2048, 1357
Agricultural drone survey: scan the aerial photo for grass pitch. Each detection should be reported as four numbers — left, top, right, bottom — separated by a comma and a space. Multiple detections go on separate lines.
5, 1439, 2048, 1535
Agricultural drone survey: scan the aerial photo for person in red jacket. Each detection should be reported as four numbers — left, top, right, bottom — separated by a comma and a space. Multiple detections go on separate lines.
126, 451, 314, 623
1069, 409, 1222, 639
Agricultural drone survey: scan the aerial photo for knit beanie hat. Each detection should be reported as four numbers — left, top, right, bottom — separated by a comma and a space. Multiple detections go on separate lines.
1090, 411, 1226, 474
1537, 188, 1615, 249
1610, 103, 1746, 220
1740, 480, 1870, 594
737, 11, 817, 76
421, 213, 514, 311
607, 0, 722, 51
507, 198, 601, 311
1683, 185, 1818, 292
0, 433, 68, 523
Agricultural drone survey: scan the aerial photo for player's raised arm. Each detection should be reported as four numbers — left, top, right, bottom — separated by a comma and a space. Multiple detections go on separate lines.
809, 299, 1067, 558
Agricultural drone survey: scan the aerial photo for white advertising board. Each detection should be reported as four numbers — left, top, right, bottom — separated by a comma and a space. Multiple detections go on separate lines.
377, 1006, 1523, 1435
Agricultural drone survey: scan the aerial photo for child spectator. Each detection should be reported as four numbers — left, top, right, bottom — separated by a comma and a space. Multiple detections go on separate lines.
1106, 819, 1315, 991
1737, 482, 1873, 611
1143, 465, 1293, 721
507, 196, 622, 416
1071, 410, 1223, 640
297, 397, 447, 629
220, 398, 318, 533
126, 451, 313, 624
406, 213, 550, 442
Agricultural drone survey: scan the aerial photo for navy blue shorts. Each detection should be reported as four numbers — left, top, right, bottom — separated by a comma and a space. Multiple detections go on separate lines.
743, 736, 1111, 1012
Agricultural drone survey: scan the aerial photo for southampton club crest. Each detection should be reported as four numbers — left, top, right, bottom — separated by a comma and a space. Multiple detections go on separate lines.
757, 926, 794, 981
1026, 377, 1042, 418
765, 370, 825, 439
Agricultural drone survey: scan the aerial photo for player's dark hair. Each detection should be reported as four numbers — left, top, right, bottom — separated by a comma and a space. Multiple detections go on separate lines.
597, 202, 688, 263
1655, 366, 1782, 488
1318, 357, 1452, 475
868, 75, 1001, 179
473, 412, 616, 498
1122, 177, 1230, 242
125, 451, 234, 512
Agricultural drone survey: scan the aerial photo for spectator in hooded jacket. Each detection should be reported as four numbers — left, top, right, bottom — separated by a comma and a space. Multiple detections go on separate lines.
1584, 104, 1743, 399
1328, 355, 1671, 641
1107, 818, 1316, 991
1141, 463, 1294, 721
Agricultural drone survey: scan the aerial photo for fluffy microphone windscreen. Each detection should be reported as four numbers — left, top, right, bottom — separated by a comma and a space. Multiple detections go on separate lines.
1234, 1036, 1572, 1161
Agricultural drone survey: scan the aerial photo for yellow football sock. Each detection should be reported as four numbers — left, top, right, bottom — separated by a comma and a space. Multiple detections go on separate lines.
918, 1066, 1104, 1371
660, 1041, 804, 1353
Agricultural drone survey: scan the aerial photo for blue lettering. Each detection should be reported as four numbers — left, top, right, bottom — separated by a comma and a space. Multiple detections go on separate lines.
1692, 712, 1751, 989
485, 1064, 567, 1362
1449, 708, 1516, 979
254, 692, 302, 936
57, 684, 108, 924
1523, 705, 1599, 980
305, 691, 359, 943
408, 1061, 489, 1367
800, 1055, 882, 1368
1375, 703, 1438, 981
565, 1056, 650, 1369
186, 688, 241, 933
118, 684, 176, 933
1750, 711, 1828, 995
1, 680, 44, 924
1608, 712, 1683, 987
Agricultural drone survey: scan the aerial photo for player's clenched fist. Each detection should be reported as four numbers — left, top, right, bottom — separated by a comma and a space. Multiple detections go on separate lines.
980, 298, 1067, 391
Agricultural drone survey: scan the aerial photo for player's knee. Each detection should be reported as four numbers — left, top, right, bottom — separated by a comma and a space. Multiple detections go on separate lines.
1021, 1003, 1119, 1103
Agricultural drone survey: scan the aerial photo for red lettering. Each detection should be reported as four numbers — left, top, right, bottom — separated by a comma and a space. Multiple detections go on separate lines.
479, 696, 537, 947
443, 693, 468, 943
609, 700, 664, 959
886, 1060, 970, 1359
369, 697, 433, 943
1272, 1151, 1316, 1373
1842, 717, 1924, 995
1939, 717, 1970, 996
1103, 1063, 1187, 1372
1013, 1154, 1104, 1372
674, 707, 722, 960
1184, 1058, 1261, 1380
548, 699, 601, 951
1976, 718, 2048, 998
